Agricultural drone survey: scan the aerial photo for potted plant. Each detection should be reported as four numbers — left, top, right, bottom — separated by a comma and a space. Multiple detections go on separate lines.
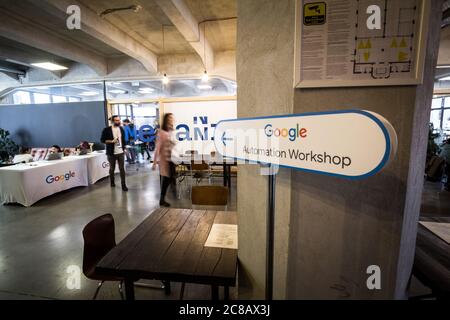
0, 128, 19, 162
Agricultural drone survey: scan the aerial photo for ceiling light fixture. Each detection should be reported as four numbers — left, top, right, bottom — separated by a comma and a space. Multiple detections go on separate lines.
439, 76, 450, 81
139, 88, 154, 93
31, 62, 68, 71
79, 91, 99, 97
162, 74, 170, 85
436, 65, 450, 69
109, 89, 126, 94
197, 84, 212, 90
202, 71, 209, 82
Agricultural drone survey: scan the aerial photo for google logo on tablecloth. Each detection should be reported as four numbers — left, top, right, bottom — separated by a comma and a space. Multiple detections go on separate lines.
102, 162, 110, 169
46, 171, 76, 184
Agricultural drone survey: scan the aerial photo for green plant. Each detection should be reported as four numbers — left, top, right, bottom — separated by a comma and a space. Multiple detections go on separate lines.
0, 128, 19, 160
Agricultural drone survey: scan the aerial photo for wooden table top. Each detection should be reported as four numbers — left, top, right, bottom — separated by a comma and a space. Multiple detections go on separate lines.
414, 217, 450, 292
96, 208, 238, 287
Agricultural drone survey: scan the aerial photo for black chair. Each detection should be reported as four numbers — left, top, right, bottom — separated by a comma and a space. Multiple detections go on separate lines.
92, 142, 106, 152
82, 214, 124, 300
0, 151, 9, 162
83, 214, 169, 300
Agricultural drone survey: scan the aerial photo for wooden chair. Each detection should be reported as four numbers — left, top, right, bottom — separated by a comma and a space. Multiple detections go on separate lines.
191, 185, 229, 206
180, 185, 229, 299
190, 161, 212, 184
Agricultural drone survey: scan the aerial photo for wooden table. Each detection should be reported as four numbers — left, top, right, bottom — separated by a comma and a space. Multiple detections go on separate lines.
174, 155, 237, 188
413, 217, 450, 298
96, 208, 238, 300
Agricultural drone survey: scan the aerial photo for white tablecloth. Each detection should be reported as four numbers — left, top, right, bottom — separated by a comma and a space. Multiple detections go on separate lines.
67, 153, 112, 185
0, 157, 89, 207
0, 152, 118, 207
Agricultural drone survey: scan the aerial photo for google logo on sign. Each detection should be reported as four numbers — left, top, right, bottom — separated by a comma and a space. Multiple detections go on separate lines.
46, 171, 76, 184
264, 124, 308, 142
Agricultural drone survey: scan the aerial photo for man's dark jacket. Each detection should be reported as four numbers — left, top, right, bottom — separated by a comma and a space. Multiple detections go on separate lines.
101, 126, 126, 156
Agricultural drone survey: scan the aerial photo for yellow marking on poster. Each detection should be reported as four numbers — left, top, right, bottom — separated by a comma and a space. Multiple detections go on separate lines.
304, 2, 327, 26
400, 38, 408, 48
390, 38, 398, 48
398, 51, 408, 62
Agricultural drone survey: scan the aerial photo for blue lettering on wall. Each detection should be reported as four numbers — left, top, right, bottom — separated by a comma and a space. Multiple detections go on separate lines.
176, 124, 191, 141
176, 116, 217, 142
124, 125, 156, 143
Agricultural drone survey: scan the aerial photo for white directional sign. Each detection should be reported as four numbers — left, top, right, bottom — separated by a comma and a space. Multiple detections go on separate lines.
213, 110, 397, 179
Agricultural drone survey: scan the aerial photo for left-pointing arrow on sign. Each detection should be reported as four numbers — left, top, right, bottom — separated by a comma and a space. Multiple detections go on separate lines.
222, 132, 234, 146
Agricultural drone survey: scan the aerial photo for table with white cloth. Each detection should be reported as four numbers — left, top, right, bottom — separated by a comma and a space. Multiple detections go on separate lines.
0, 152, 117, 207
69, 153, 113, 185
0, 157, 89, 207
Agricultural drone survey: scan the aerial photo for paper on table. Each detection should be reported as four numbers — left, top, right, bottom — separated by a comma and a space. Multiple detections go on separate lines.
205, 224, 238, 249
419, 222, 450, 245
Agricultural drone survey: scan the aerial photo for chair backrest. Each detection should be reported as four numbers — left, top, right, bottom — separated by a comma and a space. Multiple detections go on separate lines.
82, 214, 116, 277
191, 161, 210, 171
31, 148, 48, 161
64, 148, 77, 156
92, 142, 106, 151
0, 151, 8, 162
192, 186, 229, 206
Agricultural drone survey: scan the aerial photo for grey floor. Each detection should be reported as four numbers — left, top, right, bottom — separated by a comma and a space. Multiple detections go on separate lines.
0, 160, 447, 300
0, 161, 237, 300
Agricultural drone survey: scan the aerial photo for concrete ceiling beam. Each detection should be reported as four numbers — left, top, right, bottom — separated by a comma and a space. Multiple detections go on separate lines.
0, 9, 108, 76
39, 0, 158, 74
154, 0, 214, 71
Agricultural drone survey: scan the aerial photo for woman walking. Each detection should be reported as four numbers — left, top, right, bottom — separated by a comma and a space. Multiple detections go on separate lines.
153, 113, 176, 207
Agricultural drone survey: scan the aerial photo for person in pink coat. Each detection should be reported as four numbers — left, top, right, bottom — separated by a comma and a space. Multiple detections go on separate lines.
153, 113, 176, 207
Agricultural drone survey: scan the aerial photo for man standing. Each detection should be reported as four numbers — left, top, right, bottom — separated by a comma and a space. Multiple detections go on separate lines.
101, 116, 128, 192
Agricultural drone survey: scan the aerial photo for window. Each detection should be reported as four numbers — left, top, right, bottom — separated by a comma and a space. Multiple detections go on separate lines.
443, 108, 450, 132
33, 93, 51, 104
68, 97, 81, 102
52, 95, 67, 103
1, 82, 104, 105
111, 103, 158, 130
13, 91, 31, 104
430, 96, 450, 139
430, 109, 442, 131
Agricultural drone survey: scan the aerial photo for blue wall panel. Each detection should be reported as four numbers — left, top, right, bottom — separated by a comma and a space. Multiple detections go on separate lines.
0, 101, 106, 148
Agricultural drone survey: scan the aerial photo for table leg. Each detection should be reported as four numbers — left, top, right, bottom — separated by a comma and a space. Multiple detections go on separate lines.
224, 286, 230, 301
211, 285, 219, 300
163, 281, 171, 295
223, 163, 227, 187
124, 279, 135, 301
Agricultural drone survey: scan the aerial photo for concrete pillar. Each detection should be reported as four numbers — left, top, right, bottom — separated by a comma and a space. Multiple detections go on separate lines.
236, 0, 295, 299
236, 0, 442, 299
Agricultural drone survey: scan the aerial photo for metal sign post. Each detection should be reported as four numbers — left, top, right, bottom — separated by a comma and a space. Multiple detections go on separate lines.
265, 164, 276, 300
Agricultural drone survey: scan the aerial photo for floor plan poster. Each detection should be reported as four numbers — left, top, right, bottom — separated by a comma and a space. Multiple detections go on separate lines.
295, 0, 430, 88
